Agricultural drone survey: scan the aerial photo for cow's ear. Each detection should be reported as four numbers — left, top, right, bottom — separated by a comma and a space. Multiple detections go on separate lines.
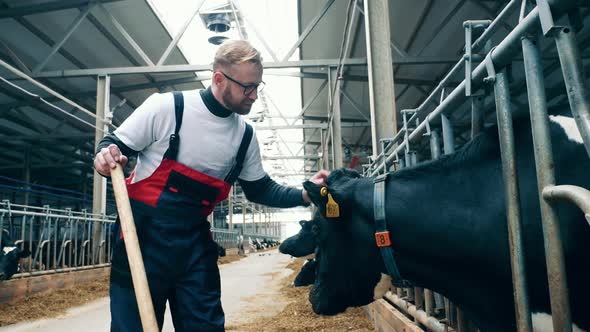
303, 180, 322, 204
303, 180, 327, 215
299, 220, 306, 227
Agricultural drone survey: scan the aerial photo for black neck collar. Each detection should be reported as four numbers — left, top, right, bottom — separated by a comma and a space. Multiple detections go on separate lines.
199, 87, 232, 118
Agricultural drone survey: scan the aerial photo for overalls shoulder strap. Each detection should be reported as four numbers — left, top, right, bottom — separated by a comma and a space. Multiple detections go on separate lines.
224, 123, 253, 184
163, 91, 184, 161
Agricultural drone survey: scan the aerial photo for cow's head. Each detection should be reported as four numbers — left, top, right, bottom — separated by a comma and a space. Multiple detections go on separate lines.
293, 258, 317, 287
303, 169, 387, 315
0, 231, 30, 281
279, 215, 320, 257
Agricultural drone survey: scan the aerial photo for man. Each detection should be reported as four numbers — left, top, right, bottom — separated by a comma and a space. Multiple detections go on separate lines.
94, 40, 328, 331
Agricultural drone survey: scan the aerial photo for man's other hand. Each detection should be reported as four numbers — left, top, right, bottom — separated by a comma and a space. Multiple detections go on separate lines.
94, 144, 128, 177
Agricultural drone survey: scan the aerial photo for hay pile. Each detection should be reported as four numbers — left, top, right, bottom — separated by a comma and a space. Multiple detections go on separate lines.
0, 275, 109, 326
226, 257, 376, 332
0, 252, 245, 327
0, 254, 376, 332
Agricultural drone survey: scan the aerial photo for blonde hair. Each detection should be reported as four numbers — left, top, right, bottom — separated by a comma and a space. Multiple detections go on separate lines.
213, 40, 262, 71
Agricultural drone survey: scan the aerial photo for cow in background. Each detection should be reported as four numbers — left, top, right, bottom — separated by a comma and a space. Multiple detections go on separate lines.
294, 257, 317, 287
0, 230, 30, 280
303, 114, 590, 331
279, 217, 319, 257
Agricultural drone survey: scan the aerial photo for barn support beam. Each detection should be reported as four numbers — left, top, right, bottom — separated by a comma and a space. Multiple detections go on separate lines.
32, 3, 96, 74
364, 0, 397, 159
92, 75, 109, 265
329, 68, 343, 169
23, 146, 31, 206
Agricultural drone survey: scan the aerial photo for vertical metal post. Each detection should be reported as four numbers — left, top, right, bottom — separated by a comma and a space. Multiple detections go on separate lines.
424, 289, 434, 316
430, 130, 442, 159
93, 75, 109, 264
441, 114, 455, 154
251, 204, 255, 234
330, 68, 343, 168
228, 187, 233, 230
364, 0, 397, 159
471, 95, 485, 139
553, 18, 590, 157
321, 129, 329, 170
242, 202, 246, 234
23, 146, 31, 206
523, 30, 571, 332
415, 287, 424, 324
490, 68, 533, 332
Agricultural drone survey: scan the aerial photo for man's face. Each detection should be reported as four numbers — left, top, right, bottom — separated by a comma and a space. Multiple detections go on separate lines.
219, 62, 263, 115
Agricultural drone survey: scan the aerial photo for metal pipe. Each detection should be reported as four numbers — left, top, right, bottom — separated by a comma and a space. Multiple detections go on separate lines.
554, 20, 590, 157
385, 292, 446, 332
543, 185, 590, 225
471, 0, 520, 52
441, 114, 455, 154
429, 130, 442, 159
13, 263, 110, 279
491, 68, 533, 332
522, 23, 572, 331
371, 6, 547, 176
471, 95, 485, 139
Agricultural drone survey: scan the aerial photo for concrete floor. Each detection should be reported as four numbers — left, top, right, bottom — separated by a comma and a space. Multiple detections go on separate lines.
0, 249, 293, 332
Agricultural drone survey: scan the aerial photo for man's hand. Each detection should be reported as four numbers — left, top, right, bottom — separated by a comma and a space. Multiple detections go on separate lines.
302, 169, 330, 203
94, 144, 128, 177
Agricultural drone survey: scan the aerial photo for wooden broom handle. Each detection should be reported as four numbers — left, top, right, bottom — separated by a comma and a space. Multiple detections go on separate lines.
111, 164, 159, 332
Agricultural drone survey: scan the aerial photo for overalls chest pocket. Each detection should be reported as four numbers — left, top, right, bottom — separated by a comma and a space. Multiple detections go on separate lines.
159, 170, 221, 209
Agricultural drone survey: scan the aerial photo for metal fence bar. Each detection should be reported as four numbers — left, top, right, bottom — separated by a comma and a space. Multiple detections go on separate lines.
0, 202, 115, 278
521, 12, 572, 329
553, 15, 590, 157
370, 6, 546, 176
488, 66, 533, 332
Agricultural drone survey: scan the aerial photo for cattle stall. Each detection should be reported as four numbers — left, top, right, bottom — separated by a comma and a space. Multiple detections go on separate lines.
355, 1, 590, 332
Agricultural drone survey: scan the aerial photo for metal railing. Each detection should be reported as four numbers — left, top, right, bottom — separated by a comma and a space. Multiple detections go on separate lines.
1, 201, 282, 280
361, 1, 590, 331
0, 200, 116, 278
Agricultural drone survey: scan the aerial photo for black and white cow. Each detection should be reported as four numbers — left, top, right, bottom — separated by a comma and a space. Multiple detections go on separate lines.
0, 230, 30, 280
294, 258, 317, 287
303, 114, 590, 331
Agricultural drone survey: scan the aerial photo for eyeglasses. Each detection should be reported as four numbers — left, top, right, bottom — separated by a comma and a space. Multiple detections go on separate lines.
220, 72, 265, 96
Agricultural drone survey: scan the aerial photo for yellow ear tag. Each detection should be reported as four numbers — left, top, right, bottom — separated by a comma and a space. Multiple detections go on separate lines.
320, 187, 328, 197
326, 193, 340, 218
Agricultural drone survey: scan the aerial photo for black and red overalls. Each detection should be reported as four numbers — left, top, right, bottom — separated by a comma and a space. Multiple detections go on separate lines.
109, 92, 252, 332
